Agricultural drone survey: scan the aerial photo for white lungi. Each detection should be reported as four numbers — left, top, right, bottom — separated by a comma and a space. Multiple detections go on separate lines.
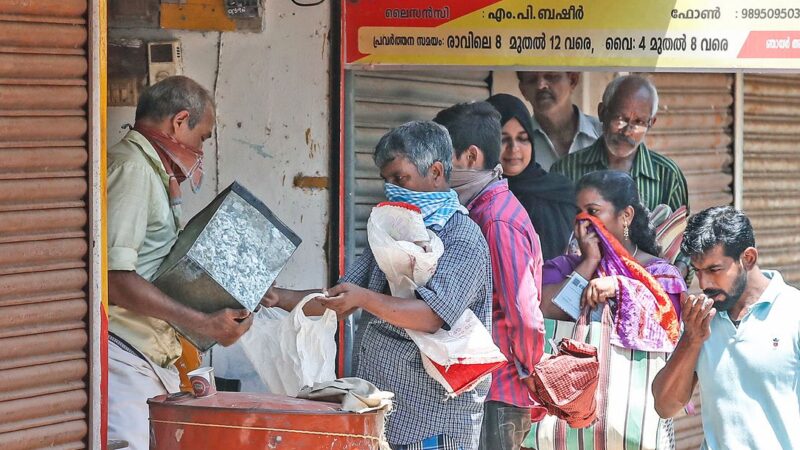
108, 340, 180, 450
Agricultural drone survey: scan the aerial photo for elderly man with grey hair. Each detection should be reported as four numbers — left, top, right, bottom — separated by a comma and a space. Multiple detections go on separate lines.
551, 75, 688, 214
107, 76, 253, 450
264, 120, 493, 450
551, 75, 690, 276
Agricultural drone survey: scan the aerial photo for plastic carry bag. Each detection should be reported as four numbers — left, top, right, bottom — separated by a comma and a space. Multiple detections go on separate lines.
408, 310, 507, 397
367, 202, 506, 398
240, 293, 337, 396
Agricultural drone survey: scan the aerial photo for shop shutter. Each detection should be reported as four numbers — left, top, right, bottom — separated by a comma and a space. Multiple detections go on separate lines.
641, 73, 734, 450
344, 70, 491, 263
743, 74, 800, 287
0, 1, 91, 448
644, 73, 735, 213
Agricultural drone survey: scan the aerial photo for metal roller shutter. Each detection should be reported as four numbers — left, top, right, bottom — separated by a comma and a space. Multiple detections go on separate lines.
743, 74, 800, 287
344, 70, 491, 263
672, 388, 704, 450
0, 1, 91, 448
644, 73, 735, 213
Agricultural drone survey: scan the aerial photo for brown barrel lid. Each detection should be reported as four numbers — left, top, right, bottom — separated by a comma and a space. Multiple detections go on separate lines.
148, 392, 346, 414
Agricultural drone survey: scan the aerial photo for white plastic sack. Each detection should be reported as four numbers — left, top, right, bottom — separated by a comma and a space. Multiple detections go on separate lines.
240, 293, 337, 396
367, 202, 443, 299
367, 203, 506, 397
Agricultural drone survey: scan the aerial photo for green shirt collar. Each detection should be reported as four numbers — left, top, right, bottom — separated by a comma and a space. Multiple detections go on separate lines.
579, 139, 658, 180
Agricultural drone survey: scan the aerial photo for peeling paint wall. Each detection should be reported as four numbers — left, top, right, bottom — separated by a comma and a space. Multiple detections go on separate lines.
107, 1, 332, 290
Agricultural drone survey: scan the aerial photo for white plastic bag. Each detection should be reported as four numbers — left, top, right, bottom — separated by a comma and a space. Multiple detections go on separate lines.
367, 203, 506, 397
240, 293, 337, 396
407, 310, 507, 396
367, 203, 444, 299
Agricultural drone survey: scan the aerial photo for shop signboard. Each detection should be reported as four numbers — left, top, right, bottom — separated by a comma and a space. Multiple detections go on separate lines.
343, 0, 800, 70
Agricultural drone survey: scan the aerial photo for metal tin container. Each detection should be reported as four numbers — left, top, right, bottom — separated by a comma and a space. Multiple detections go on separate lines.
148, 392, 385, 450
153, 182, 301, 351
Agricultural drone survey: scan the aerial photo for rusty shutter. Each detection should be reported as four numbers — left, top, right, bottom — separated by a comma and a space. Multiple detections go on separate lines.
0, 1, 91, 449
644, 73, 734, 213
641, 73, 734, 450
743, 74, 800, 287
344, 70, 491, 263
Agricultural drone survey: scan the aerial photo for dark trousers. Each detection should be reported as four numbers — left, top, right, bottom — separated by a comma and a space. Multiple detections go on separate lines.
478, 400, 532, 450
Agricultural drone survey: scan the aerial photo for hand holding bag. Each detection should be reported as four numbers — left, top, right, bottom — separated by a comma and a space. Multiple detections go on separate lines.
240, 293, 337, 396
531, 307, 600, 428
367, 202, 506, 398
524, 303, 674, 450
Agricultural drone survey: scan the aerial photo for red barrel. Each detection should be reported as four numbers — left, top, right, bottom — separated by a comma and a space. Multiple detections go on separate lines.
148, 392, 385, 450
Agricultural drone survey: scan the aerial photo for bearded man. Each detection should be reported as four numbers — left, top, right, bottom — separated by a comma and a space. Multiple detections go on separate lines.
652, 206, 800, 450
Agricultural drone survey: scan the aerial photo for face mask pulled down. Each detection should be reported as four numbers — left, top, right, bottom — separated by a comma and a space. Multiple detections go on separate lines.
448, 164, 503, 206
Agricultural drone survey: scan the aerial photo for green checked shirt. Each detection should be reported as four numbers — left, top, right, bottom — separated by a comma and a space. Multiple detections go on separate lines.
551, 139, 689, 213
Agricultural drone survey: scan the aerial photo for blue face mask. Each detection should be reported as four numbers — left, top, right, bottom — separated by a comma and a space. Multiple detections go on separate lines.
383, 183, 467, 229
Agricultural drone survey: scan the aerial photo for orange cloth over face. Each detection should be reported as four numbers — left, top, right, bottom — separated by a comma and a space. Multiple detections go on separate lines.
576, 212, 680, 346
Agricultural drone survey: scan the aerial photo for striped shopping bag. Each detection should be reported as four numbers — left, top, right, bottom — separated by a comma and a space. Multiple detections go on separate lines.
523, 309, 675, 450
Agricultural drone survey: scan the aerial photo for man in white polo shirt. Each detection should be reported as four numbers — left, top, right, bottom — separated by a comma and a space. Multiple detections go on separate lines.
652, 206, 800, 450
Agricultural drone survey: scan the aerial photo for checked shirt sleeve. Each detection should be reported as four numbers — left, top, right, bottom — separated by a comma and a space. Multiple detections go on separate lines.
415, 235, 491, 329
339, 247, 375, 287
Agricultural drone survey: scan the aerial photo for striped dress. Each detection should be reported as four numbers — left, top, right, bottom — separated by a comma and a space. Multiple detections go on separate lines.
523, 256, 687, 450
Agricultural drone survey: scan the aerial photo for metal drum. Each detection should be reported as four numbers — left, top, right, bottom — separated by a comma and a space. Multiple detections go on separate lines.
148, 392, 385, 450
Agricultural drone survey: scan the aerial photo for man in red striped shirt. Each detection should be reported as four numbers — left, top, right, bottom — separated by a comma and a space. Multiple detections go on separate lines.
435, 102, 546, 450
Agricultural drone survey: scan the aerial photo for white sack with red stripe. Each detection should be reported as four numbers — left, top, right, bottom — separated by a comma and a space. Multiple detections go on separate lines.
367, 202, 506, 398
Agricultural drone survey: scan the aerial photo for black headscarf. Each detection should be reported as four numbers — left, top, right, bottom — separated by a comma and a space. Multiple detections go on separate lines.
486, 93, 577, 260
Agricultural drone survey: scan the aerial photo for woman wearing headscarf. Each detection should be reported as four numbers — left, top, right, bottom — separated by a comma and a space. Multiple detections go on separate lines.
486, 94, 577, 260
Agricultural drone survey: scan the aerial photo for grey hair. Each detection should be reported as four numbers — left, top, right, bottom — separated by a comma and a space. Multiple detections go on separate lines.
601, 75, 659, 116
374, 120, 454, 180
135, 75, 215, 129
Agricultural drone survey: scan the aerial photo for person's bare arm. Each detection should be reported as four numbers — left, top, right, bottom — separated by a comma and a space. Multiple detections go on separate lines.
652, 293, 714, 418
541, 282, 569, 319
260, 286, 331, 316
323, 283, 444, 333
108, 270, 252, 346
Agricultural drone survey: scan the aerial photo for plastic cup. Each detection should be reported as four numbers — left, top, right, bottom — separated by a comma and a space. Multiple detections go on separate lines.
187, 366, 217, 397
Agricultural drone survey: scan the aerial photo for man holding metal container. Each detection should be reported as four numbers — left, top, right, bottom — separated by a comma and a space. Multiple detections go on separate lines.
106, 76, 253, 450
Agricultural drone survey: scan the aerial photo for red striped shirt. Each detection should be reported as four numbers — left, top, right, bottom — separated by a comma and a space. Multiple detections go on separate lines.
467, 180, 546, 409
